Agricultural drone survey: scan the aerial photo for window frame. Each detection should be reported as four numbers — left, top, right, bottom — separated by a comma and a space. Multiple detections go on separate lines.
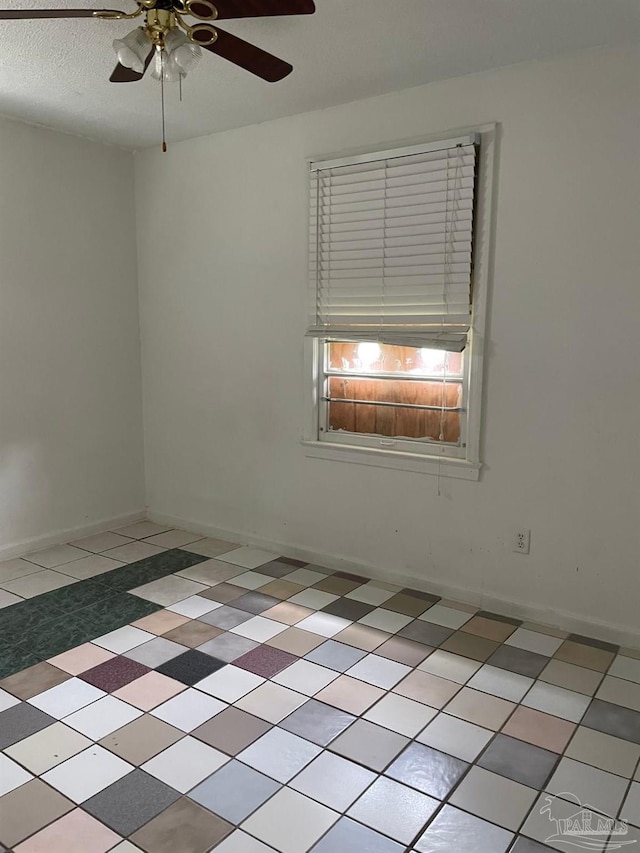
302, 124, 497, 481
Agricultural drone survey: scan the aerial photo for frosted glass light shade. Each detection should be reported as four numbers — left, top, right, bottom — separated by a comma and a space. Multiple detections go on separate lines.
112, 27, 151, 73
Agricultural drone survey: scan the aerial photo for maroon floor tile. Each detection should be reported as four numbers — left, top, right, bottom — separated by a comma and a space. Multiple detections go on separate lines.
79, 656, 151, 692
234, 645, 298, 678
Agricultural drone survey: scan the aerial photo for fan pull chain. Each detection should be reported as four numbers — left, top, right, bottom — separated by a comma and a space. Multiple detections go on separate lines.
160, 47, 167, 152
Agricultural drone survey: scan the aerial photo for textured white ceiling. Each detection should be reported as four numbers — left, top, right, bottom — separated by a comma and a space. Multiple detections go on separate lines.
0, 0, 638, 148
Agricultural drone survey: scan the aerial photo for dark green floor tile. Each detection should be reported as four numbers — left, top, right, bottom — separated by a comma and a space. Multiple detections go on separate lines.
75, 593, 162, 630
19, 615, 102, 660
0, 646, 41, 679
0, 600, 66, 646
99, 549, 209, 591
36, 578, 117, 613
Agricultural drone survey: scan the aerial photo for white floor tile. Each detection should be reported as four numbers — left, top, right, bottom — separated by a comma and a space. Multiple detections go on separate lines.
5, 722, 91, 775
504, 627, 564, 657
416, 713, 493, 762
103, 541, 166, 564
345, 584, 395, 606
0, 687, 20, 712
547, 757, 629, 818
142, 736, 229, 793
214, 831, 275, 852
358, 608, 413, 633
216, 547, 278, 569
42, 746, 133, 803
418, 604, 473, 629
347, 776, 439, 845
64, 695, 142, 739
196, 665, 265, 703
295, 612, 351, 638
565, 726, 640, 778
151, 687, 226, 731
130, 575, 207, 606
235, 682, 307, 723
273, 660, 339, 695
28, 677, 105, 719
0, 558, 42, 584
144, 529, 205, 548
346, 654, 411, 690
0, 589, 24, 607
112, 521, 172, 539
289, 589, 339, 610
418, 650, 481, 684
230, 572, 273, 590
0, 754, 33, 796
230, 616, 288, 642
55, 554, 125, 580
238, 727, 321, 782
609, 655, 640, 685
167, 595, 222, 618
522, 681, 591, 723
290, 751, 376, 812
1, 570, 76, 598
622, 782, 640, 827
467, 664, 534, 702
364, 692, 438, 736
414, 804, 514, 853
242, 787, 339, 853
283, 568, 328, 586
70, 532, 134, 553
94, 626, 155, 653
24, 544, 89, 568
449, 766, 537, 831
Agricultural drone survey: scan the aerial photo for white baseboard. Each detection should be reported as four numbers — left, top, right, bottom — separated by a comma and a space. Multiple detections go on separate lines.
0, 509, 146, 563
148, 509, 640, 651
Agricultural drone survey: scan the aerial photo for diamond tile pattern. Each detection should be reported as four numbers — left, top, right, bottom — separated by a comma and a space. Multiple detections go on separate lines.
0, 534, 639, 851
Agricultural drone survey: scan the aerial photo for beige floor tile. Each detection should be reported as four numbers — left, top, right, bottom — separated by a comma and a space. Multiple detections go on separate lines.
69, 532, 134, 553
0, 661, 71, 699
565, 726, 640, 777
450, 766, 538, 831
0, 778, 74, 848
521, 621, 568, 639
144, 529, 205, 548
461, 616, 517, 643
539, 658, 604, 695
131, 798, 232, 853
103, 541, 166, 564
23, 544, 88, 569
176, 560, 244, 585
131, 610, 191, 635
312, 576, 361, 596
100, 715, 184, 765
262, 601, 313, 625
438, 598, 478, 614
596, 675, 640, 712
234, 682, 307, 723
315, 675, 385, 715
181, 538, 239, 558
383, 593, 433, 617
259, 580, 306, 601
332, 623, 390, 652
554, 640, 615, 672
266, 627, 325, 656
6, 722, 92, 774
0, 590, 24, 607
1, 570, 76, 598
445, 687, 515, 729
375, 636, 433, 667
162, 621, 222, 648
14, 808, 122, 853
48, 643, 115, 675
502, 705, 576, 752
440, 631, 500, 661
393, 670, 461, 708
113, 671, 186, 711
113, 521, 172, 539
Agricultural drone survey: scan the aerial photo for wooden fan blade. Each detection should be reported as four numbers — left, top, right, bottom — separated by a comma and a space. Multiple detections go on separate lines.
211, 0, 315, 19
110, 47, 154, 82
204, 27, 292, 81
0, 7, 119, 17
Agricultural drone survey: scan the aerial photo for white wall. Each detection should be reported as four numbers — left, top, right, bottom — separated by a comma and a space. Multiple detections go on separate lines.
0, 117, 145, 554
135, 46, 640, 639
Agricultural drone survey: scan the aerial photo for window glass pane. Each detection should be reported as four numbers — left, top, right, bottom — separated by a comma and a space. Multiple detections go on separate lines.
328, 342, 463, 377
327, 376, 461, 442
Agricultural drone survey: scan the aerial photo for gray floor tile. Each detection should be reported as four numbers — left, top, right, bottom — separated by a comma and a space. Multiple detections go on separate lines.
280, 699, 356, 746
398, 621, 453, 647
330, 719, 409, 772
582, 699, 640, 744
124, 637, 189, 667
232, 592, 281, 615
199, 606, 254, 630
311, 816, 404, 852
290, 751, 376, 812
0, 703, 55, 749
83, 768, 179, 835
488, 646, 548, 678
189, 759, 279, 823
322, 598, 376, 621
509, 838, 557, 852
238, 727, 321, 783
259, 560, 300, 578
478, 734, 559, 789
193, 707, 271, 755
196, 633, 258, 662
414, 804, 514, 852
385, 742, 468, 799
305, 640, 367, 672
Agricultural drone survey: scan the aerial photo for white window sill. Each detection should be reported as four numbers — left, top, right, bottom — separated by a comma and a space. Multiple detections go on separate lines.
301, 440, 481, 480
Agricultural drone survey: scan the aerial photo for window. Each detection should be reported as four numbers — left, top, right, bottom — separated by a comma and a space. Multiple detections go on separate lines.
303, 129, 494, 479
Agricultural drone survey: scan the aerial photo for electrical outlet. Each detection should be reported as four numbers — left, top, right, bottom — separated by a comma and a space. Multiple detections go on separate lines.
512, 529, 531, 554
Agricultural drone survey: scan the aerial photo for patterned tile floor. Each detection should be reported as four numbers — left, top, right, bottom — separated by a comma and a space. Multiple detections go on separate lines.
1, 521, 640, 852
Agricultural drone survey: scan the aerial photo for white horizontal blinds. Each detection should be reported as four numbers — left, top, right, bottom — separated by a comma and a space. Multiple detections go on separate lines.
308, 137, 477, 352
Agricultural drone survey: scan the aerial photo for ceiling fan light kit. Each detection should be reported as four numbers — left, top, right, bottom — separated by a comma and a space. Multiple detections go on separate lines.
0, 0, 316, 148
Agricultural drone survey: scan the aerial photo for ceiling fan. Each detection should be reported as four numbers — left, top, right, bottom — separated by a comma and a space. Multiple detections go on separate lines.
0, 0, 316, 85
